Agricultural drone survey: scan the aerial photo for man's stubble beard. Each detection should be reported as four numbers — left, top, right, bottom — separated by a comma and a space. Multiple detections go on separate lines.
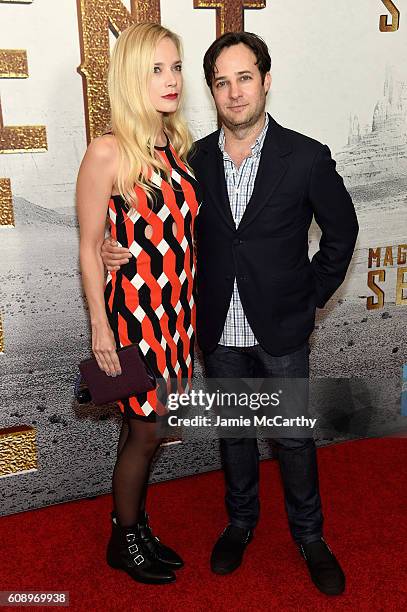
218, 94, 266, 133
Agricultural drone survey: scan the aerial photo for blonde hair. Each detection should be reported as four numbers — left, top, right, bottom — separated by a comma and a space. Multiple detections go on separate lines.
107, 22, 193, 208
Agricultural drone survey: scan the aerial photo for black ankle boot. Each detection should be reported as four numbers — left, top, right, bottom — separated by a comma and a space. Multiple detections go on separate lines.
137, 510, 184, 570
106, 513, 176, 584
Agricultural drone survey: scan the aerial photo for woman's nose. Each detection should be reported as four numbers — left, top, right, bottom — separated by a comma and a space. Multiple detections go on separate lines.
165, 69, 177, 87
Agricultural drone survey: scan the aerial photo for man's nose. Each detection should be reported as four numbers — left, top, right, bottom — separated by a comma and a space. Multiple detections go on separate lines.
228, 80, 241, 99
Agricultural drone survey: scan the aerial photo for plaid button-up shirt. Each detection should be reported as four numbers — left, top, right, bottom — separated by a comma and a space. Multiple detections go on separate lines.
218, 113, 269, 347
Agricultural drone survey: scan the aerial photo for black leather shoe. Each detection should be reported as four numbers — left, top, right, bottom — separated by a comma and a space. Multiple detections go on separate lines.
210, 525, 253, 575
138, 510, 184, 570
106, 513, 176, 584
299, 537, 345, 595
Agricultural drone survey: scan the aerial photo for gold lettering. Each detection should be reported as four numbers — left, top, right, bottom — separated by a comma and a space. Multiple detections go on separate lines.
383, 246, 394, 267
368, 247, 381, 268
397, 244, 407, 265
0, 46, 47, 151
0, 49, 28, 78
0, 177, 13, 227
0, 426, 37, 477
0, 122, 47, 153
76, 0, 161, 143
193, 0, 266, 38
380, 0, 400, 32
367, 269, 385, 310
396, 267, 407, 305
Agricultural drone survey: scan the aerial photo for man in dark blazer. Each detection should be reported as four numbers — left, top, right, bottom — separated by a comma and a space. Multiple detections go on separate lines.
101, 31, 358, 596
192, 32, 358, 596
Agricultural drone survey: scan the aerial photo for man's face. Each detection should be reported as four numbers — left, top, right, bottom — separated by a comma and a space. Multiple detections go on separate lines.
211, 43, 271, 132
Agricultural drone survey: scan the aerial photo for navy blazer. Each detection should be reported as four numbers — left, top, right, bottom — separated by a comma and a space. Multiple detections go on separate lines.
189, 113, 359, 356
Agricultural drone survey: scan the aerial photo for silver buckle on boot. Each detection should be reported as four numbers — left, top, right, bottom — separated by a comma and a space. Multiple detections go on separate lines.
128, 543, 139, 555
134, 554, 145, 565
126, 532, 136, 543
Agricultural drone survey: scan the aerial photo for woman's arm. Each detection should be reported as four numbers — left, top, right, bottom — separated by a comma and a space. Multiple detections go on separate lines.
76, 135, 121, 376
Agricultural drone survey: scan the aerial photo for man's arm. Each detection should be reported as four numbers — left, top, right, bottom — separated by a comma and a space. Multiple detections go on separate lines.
308, 144, 359, 308
101, 237, 131, 270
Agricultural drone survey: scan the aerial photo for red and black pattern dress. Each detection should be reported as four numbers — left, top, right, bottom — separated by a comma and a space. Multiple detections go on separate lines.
104, 138, 200, 420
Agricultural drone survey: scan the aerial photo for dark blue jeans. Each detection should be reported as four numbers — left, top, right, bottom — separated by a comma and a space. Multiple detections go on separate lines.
203, 342, 324, 545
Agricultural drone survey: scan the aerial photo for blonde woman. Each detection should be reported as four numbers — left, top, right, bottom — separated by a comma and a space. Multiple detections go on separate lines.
76, 23, 199, 584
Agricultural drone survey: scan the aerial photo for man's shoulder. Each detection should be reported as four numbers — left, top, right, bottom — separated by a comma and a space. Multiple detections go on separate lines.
193, 128, 220, 151
188, 129, 220, 167
271, 117, 326, 155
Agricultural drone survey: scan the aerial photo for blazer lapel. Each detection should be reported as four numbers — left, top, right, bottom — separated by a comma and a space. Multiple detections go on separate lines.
196, 130, 236, 229
212, 145, 236, 229
196, 115, 292, 231
198, 132, 236, 230
237, 115, 292, 232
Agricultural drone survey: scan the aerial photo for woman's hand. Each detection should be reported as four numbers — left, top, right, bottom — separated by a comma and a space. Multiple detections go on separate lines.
91, 321, 122, 376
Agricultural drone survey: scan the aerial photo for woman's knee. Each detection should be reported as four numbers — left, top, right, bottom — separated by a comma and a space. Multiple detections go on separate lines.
127, 421, 161, 455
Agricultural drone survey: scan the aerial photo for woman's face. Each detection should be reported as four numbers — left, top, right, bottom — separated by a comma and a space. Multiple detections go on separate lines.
149, 36, 183, 114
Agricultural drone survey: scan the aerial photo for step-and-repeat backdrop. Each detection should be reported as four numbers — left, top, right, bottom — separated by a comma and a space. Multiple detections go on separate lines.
0, 0, 406, 515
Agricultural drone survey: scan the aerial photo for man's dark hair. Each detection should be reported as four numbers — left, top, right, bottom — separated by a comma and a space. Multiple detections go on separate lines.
203, 31, 271, 89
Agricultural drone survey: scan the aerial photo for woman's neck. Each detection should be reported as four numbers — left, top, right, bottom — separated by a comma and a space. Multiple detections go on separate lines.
155, 128, 167, 147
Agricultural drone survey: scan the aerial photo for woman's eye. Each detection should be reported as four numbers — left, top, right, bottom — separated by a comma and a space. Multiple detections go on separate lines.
174, 65, 182, 71
153, 66, 161, 73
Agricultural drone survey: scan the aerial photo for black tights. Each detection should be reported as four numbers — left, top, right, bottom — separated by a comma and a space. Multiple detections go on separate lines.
112, 416, 162, 527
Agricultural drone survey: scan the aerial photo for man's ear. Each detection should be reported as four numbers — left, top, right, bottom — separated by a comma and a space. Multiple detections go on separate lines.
264, 72, 272, 95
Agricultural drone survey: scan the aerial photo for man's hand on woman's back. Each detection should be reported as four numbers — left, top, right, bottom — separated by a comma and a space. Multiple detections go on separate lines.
100, 237, 131, 271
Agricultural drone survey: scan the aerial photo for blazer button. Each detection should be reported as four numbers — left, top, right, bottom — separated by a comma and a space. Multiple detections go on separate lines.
233, 238, 243, 246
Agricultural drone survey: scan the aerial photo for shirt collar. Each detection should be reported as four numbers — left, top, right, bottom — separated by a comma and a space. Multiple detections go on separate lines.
218, 112, 269, 158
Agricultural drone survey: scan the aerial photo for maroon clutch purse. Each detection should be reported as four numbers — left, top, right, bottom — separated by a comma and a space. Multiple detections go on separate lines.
79, 344, 156, 406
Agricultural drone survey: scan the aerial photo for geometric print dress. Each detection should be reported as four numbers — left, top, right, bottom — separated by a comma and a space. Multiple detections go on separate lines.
104, 138, 200, 420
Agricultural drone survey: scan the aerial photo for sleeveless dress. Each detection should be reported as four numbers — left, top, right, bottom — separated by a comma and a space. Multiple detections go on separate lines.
104, 138, 200, 420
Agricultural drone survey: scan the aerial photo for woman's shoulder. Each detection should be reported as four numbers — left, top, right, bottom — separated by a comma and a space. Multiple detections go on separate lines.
81, 135, 120, 181
86, 133, 119, 162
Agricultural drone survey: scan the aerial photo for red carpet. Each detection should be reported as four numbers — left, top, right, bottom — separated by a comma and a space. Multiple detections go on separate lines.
1, 437, 406, 611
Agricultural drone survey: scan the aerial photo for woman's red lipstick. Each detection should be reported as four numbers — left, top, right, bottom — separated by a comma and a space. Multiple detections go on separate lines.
162, 93, 178, 100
